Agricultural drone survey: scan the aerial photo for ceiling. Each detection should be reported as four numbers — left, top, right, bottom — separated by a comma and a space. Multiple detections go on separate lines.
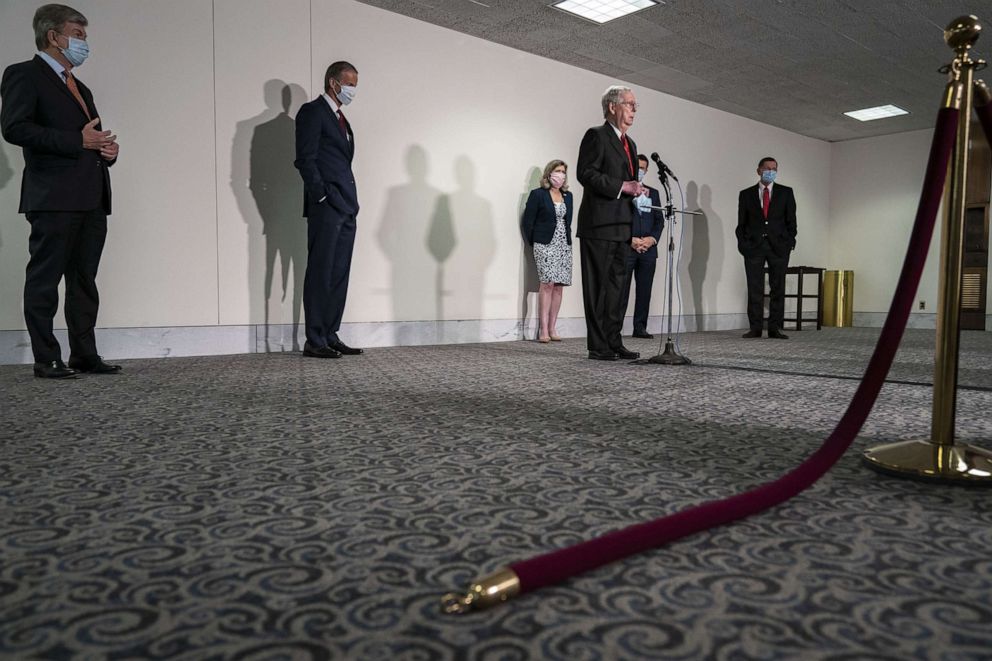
357, 0, 992, 142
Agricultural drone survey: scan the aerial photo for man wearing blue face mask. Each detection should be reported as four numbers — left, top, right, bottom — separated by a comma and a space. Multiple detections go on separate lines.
1, 4, 121, 379
294, 61, 363, 359
736, 157, 798, 339
623, 154, 665, 339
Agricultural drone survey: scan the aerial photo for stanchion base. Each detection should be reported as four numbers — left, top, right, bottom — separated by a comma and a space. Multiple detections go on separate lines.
862, 439, 992, 485
645, 340, 692, 366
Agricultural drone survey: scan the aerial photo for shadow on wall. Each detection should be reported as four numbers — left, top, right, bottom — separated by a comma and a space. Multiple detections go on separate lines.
441, 155, 495, 330
378, 145, 450, 322
231, 79, 308, 352
684, 181, 725, 329
517, 166, 542, 339
0, 142, 15, 252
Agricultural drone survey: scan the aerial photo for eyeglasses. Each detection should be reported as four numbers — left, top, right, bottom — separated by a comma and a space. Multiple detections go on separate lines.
617, 101, 639, 111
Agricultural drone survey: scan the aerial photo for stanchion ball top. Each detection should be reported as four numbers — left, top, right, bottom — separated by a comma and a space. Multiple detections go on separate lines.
945, 15, 981, 51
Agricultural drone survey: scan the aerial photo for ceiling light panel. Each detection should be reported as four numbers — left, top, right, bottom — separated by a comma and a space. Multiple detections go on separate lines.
552, 0, 657, 25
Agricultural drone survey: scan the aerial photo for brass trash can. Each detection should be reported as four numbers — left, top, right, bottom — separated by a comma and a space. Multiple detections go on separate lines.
822, 270, 854, 327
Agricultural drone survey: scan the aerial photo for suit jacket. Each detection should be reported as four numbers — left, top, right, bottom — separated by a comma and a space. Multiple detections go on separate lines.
632, 186, 664, 258
736, 182, 797, 258
293, 96, 358, 218
576, 122, 638, 242
521, 187, 573, 246
0, 55, 113, 214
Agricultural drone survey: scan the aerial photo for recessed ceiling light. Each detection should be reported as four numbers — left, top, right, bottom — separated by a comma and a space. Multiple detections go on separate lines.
552, 0, 659, 24
843, 105, 910, 122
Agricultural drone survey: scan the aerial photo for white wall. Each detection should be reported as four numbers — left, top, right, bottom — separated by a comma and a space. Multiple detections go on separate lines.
1, 0, 840, 360
831, 127, 992, 324
829, 129, 942, 317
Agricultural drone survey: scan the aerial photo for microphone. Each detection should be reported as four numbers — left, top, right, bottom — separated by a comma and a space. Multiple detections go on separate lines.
651, 153, 678, 181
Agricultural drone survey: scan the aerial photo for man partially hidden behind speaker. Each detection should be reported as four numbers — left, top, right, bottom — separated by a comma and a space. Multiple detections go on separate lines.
736, 156, 797, 340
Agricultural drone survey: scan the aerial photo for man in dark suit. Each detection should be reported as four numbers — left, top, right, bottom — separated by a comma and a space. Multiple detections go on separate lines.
623, 154, 665, 339
294, 61, 363, 359
736, 156, 797, 339
1, 4, 121, 379
576, 85, 646, 361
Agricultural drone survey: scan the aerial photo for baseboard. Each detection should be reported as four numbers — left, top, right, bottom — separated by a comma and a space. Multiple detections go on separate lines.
0, 313, 752, 365
853, 312, 937, 329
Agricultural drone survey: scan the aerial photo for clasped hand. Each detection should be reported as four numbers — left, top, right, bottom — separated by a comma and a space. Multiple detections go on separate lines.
621, 180, 647, 197
82, 117, 119, 160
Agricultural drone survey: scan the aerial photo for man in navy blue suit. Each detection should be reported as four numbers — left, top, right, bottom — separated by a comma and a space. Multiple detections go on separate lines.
294, 61, 363, 358
622, 154, 665, 339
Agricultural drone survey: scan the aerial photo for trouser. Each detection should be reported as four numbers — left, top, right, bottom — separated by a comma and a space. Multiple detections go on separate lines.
24, 210, 107, 363
580, 238, 629, 353
303, 204, 356, 347
744, 239, 789, 332
622, 249, 657, 333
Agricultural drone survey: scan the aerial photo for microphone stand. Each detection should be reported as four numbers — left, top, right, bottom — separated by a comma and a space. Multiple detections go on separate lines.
641, 169, 701, 366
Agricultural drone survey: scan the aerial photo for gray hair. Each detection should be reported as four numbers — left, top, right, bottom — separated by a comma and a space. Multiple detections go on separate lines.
601, 85, 632, 118
33, 4, 87, 50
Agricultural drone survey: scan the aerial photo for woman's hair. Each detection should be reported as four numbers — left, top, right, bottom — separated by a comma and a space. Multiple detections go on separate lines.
539, 160, 569, 192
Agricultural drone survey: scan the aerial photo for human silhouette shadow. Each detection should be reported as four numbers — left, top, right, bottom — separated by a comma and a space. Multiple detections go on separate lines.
685, 182, 724, 331
231, 80, 308, 351
440, 155, 495, 332
0, 143, 14, 252
517, 166, 542, 339
378, 145, 445, 323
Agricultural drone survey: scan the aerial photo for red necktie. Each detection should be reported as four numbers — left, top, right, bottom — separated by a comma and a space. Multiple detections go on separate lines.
63, 71, 91, 120
762, 185, 770, 219
337, 109, 348, 138
621, 134, 634, 177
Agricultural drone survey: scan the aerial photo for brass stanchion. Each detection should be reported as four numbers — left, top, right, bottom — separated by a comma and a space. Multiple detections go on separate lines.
863, 15, 992, 484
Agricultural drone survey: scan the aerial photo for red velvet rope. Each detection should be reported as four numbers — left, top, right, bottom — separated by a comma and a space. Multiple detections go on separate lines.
511, 107, 961, 593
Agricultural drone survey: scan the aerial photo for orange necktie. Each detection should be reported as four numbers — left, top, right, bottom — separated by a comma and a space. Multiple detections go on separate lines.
64, 71, 92, 120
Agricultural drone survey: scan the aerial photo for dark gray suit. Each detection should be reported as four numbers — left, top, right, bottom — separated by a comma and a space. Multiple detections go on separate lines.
736, 182, 797, 332
576, 122, 637, 353
1, 55, 115, 363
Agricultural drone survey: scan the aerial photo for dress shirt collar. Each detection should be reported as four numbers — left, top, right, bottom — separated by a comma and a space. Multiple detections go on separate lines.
37, 51, 67, 80
321, 92, 341, 115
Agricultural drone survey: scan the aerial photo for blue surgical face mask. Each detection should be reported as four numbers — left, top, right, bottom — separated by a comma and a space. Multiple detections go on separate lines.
333, 79, 356, 106
58, 33, 89, 67
760, 169, 777, 184
637, 168, 646, 182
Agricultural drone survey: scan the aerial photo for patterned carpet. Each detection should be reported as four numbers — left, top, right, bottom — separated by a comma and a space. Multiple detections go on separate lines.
1, 328, 991, 660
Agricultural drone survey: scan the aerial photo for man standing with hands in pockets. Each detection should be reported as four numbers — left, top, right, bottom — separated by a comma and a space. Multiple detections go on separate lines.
1, 4, 121, 379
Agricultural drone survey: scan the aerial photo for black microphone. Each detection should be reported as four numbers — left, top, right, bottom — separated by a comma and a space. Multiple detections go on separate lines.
651, 153, 678, 181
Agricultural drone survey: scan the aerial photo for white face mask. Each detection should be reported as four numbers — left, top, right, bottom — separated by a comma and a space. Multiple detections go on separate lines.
333, 80, 356, 105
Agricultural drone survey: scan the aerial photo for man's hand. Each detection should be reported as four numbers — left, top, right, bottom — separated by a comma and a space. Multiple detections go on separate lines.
99, 140, 119, 161
621, 180, 646, 197
82, 118, 115, 150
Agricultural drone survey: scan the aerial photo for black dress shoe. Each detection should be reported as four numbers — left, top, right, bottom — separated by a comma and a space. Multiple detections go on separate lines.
615, 347, 640, 360
329, 340, 363, 355
767, 330, 790, 340
632, 331, 654, 339
33, 360, 78, 379
741, 329, 762, 338
588, 351, 618, 361
303, 341, 342, 358
68, 355, 122, 374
